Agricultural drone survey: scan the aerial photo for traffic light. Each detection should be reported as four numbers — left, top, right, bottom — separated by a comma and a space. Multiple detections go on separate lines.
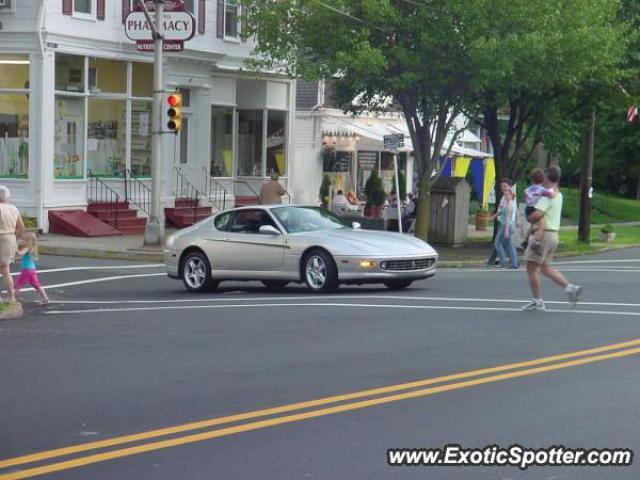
166, 92, 182, 133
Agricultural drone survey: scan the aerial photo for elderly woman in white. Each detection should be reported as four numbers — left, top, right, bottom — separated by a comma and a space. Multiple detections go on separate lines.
0, 186, 25, 303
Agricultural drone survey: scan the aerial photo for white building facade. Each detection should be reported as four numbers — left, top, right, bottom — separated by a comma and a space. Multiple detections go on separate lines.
0, 0, 295, 232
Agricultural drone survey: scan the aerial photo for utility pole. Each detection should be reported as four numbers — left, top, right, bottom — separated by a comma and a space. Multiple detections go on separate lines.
578, 108, 595, 243
143, 0, 165, 246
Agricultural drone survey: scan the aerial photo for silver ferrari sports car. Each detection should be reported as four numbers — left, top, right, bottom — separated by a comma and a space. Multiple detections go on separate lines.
164, 205, 438, 293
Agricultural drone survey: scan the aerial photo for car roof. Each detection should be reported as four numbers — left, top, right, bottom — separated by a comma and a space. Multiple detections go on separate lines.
227, 204, 318, 212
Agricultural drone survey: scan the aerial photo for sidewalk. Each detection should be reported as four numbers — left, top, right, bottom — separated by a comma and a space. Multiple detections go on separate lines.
38, 233, 166, 262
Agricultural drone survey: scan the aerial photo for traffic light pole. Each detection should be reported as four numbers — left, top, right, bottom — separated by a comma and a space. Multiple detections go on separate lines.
144, 0, 165, 246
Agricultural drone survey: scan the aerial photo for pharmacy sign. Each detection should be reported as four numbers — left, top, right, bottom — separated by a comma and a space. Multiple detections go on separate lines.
124, 0, 195, 52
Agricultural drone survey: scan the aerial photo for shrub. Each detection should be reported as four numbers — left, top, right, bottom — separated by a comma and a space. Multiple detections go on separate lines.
364, 170, 386, 207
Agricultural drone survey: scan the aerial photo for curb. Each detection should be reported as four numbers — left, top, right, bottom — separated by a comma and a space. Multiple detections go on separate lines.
39, 246, 163, 262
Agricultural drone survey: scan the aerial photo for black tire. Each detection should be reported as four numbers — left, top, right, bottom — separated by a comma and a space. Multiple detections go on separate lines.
262, 280, 290, 290
303, 250, 338, 293
383, 279, 413, 290
181, 251, 219, 292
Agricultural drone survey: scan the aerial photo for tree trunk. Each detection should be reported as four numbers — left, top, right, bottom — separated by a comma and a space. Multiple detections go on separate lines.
636, 174, 640, 201
414, 173, 431, 241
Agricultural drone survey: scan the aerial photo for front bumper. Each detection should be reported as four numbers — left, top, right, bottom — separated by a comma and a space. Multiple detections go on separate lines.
335, 255, 437, 283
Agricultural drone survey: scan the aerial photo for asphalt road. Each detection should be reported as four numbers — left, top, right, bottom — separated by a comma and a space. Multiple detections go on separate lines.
1, 249, 640, 479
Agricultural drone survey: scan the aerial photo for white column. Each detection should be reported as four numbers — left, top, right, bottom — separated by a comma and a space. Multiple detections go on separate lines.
34, 50, 56, 232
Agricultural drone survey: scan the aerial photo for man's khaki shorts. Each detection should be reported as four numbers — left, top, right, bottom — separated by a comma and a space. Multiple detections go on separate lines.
525, 231, 559, 265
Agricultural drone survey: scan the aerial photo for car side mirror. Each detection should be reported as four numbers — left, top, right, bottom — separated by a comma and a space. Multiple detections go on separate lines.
352, 222, 361, 230
259, 225, 281, 235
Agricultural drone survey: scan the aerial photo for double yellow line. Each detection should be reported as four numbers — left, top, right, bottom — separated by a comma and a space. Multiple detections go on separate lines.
3, 338, 640, 479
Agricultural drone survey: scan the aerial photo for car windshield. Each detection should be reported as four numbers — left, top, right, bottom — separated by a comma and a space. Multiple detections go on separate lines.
271, 206, 345, 233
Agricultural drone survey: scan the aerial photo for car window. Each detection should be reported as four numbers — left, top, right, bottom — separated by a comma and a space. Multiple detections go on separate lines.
229, 209, 278, 234
214, 212, 232, 231
272, 206, 345, 233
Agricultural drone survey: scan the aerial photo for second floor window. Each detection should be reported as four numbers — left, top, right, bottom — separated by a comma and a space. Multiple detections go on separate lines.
224, 0, 240, 38
74, 0, 92, 14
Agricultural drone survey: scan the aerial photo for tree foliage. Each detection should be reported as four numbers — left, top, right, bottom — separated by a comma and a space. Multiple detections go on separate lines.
242, 0, 630, 237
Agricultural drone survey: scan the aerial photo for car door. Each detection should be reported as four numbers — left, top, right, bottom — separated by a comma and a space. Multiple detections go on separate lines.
222, 209, 287, 271
198, 211, 233, 271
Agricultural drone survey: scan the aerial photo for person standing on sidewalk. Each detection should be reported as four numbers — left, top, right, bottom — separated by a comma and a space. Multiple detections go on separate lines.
492, 179, 519, 268
0, 186, 25, 303
522, 166, 582, 311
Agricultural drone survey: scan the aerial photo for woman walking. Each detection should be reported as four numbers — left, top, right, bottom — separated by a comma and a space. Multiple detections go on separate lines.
0, 185, 25, 304
492, 179, 519, 269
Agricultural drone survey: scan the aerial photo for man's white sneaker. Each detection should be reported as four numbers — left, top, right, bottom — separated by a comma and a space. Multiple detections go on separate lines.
522, 300, 546, 312
566, 285, 582, 307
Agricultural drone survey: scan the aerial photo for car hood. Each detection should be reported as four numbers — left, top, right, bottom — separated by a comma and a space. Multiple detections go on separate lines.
295, 228, 438, 257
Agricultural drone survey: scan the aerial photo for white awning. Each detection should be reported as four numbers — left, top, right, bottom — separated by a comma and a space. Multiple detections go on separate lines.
322, 114, 490, 158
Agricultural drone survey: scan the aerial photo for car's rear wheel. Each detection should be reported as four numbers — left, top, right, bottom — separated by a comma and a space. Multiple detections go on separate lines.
303, 250, 338, 293
181, 251, 219, 292
383, 279, 413, 290
262, 280, 290, 290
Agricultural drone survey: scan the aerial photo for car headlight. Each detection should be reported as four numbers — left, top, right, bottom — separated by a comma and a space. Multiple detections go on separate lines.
165, 235, 176, 250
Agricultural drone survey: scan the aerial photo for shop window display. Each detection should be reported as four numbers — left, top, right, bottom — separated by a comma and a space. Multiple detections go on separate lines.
130, 101, 151, 176
0, 54, 29, 90
357, 151, 378, 197
0, 93, 29, 178
54, 97, 84, 179
132, 62, 153, 98
0, 54, 30, 178
237, 110, 263, 176
210, 106, 233, 177
87, 99, 126, 177
89, 58, 127, 94
266, 110, 286, 176
55, 54, 85, 92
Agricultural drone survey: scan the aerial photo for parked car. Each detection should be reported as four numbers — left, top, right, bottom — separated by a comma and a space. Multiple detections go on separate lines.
164, 205, 438, 293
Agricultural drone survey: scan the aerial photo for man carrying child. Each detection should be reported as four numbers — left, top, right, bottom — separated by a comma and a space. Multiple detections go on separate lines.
522, 166, 582, 311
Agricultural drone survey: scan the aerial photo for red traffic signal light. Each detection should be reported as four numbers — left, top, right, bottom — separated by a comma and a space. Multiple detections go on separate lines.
166, 92, 183, 133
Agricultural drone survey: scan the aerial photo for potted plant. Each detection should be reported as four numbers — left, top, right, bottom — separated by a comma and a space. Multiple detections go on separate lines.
364, 170, 386, 218
598, 224, 616, 242
475, 208, 490, 231
319, 174, 332, 208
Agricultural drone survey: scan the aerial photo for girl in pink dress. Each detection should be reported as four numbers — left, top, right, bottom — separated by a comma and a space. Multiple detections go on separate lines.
14, 232, 49, 305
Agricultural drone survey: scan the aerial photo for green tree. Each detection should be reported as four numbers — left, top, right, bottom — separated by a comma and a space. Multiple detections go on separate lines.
458, 0, 629, 203
242, 0, 629, 240
243, 0, 473, 240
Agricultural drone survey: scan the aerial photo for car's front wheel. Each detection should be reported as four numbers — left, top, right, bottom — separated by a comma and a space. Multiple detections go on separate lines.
181, 251, 219, 292
303, 250, 338, 293
383, 279, 413, 290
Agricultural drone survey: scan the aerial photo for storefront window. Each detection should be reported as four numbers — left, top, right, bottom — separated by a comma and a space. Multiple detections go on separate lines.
357, 151, 378, 196
55, 54, 85, 92
0, 54, 29, 89
266, 110, 286, 176
0, 93, 29, 178
89, 58, 127, 94
54, 97, 84, 179
237, 110, 262, 176
132, 62, 153, 98
380, 151, 396, 193
130, 101, 152, 176
210, 106, 233, 177
87, 99, 126, 177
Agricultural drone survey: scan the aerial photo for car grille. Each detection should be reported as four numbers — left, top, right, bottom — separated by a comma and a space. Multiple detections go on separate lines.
380, 258, 435, 271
